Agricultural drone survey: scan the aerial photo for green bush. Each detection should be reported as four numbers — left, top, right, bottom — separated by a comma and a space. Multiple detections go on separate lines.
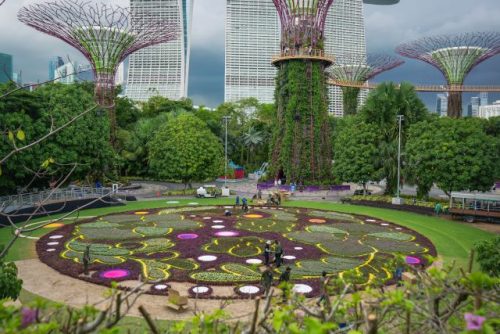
474, 236, 500, 277
0, 259, 22, 300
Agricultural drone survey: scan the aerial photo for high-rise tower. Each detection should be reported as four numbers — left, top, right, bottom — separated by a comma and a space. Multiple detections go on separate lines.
126, 0, 193, 102
225, 0, 280, 103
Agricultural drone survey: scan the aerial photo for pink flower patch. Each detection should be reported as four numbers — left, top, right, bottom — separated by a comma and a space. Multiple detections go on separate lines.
99, 269, 130, 279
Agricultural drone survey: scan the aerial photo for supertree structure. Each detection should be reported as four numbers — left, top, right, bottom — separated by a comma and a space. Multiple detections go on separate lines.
329, 53, 404, 115
396, 32, 500, 118
18, 0, 178, 146
270, 0, 335, 185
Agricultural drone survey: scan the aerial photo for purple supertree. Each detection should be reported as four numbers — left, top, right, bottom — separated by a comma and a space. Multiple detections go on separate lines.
18, 0, 178, 146
273, 0, 334, 54
329, 53, 404, 115
396, 32, 500, 118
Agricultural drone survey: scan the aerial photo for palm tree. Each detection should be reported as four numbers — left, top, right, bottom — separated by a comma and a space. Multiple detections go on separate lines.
242, 126, 264, 165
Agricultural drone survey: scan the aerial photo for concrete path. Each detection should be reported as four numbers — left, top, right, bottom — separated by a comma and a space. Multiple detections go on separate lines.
16, 259, 257, 321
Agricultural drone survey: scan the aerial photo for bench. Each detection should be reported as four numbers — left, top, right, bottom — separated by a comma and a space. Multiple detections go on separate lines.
167, 289, 189, 311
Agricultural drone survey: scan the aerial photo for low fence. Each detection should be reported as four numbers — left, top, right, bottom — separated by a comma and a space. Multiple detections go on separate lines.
0, 187, 109, 211
257, 182, 350, 192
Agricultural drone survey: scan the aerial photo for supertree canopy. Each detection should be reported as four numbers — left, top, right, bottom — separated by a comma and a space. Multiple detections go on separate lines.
269, 0, 335, 185
18, 0, 178, 145
396, 32, 500, 118
274, 0, 334, 52
329, 53, 404, 115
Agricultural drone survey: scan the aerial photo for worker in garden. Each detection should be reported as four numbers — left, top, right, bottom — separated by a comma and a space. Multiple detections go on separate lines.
278, 266, 292, 302
242, 197, 248, 212
317, 271, 330, 307
264, 240, 272, 265
260, 266, 273, 296
434, 202, 442, 216
274, 239, 283, 267
235, 195, 240, 208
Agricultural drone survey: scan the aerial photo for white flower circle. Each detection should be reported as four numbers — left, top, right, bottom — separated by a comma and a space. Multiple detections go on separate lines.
213, 220, 224, 223
224, 206, 233, 209
381, 223, 390, 226
203, 217, 212, 220
366, 219, 376, 223
239, 285, 260, 294
47, 242, 59, 246
395, 227, 402, 230
283, 255, 296, 260
46, 248, 56, 252
292, 284, 313, 294
211, 225, 225, 229
166, 201, 179, 204
197, 255, 217, 262
188, 202, 199, 205
192, 286, 209, 294
246, 258, 263, 265
49, 235, 64, 239
154, 284, 169, 290
294, 247, 303, 250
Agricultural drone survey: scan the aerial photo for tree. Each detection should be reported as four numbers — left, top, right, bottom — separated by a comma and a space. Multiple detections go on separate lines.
333, 117, 380, 192
35, 83, 115, 183
406, 118, 499, 198
241, 126, 264, 165
148, 113, 224, 187
360, 82, 429, 195
115, 96, 140, 130
141, 96, 193, 117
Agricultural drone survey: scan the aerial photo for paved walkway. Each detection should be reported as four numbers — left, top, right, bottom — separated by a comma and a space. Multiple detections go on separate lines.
16, 259, 258, 321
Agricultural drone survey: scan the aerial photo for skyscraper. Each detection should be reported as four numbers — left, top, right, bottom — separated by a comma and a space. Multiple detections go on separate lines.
0, 53, 13, 84
224, 0, 392, 116
468, 96, 480, 117
480, 92, 488, 106
126, 0, 193, 102
225, 0, 279, 103
49, 56, 64, 81
436, 93, 448, 117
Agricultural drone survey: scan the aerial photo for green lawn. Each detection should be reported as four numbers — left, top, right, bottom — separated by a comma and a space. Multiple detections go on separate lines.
1, 198, 494, 270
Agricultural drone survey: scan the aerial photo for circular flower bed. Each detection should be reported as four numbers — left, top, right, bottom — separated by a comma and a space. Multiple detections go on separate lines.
37, 206, 436, 299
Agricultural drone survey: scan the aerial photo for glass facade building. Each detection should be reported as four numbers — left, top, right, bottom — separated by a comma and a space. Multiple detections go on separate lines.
224, 0, 368, 117
49, 56, 64, 81
0, 53, 13, 84
224, 0, 279, 104
126, 0, 193, 102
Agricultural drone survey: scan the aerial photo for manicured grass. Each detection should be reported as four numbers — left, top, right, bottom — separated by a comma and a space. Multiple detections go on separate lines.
1, 198, 494, 270
285, 201, 494, 269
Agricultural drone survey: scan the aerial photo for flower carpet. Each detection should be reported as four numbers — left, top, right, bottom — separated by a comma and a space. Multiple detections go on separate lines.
37, 206, 436, 298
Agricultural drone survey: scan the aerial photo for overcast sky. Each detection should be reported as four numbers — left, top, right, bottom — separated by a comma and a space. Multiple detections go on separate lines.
1, 0, 500, 109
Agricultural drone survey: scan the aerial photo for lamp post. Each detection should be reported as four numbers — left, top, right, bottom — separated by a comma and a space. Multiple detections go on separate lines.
222, 116, 231, 188
393, 115, 404, 205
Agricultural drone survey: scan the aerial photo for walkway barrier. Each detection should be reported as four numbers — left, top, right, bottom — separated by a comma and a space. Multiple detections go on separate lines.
0, 186, 109, 212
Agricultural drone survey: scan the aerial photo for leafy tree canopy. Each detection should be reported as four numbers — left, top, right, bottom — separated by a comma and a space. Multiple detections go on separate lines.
333, 117, 380, 190
148, 113, 224, 187
406, 117, 499, 197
